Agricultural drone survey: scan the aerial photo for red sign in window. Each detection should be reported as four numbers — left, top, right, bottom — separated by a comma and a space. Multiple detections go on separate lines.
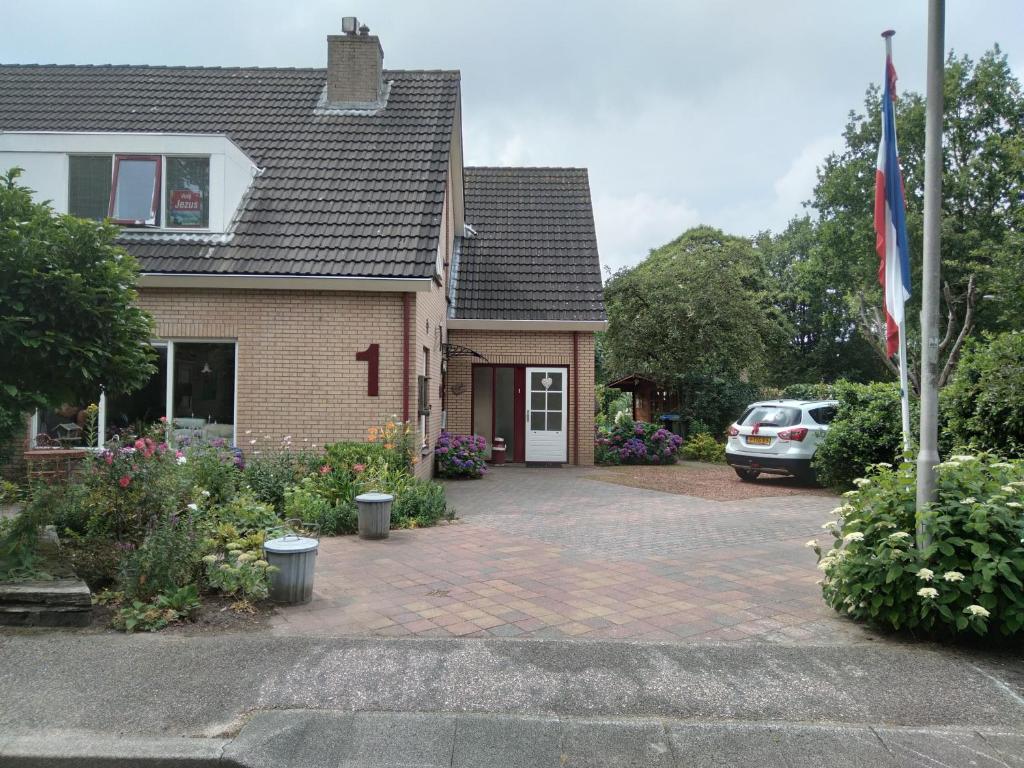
169, 189, 203, 227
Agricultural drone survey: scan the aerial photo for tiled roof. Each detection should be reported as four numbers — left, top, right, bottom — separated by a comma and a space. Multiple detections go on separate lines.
453, 167, 606, 322
0, 65, 459, 279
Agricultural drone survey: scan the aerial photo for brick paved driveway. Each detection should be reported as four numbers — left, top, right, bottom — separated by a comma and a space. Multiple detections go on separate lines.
271, 466, 874, 643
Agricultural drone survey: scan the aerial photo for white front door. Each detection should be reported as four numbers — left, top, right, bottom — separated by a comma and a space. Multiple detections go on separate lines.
525, 367, 568, 462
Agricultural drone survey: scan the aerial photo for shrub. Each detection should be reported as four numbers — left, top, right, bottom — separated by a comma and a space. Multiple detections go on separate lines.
434, 432, 487, 478
181, 438, 242, 505
780, 382, 839, 400
814, 455, 1024, 639
324, 441, 401, 478
61, 534, 127, 590
682, 432, 726, 463
812, 380, 913, 489
595, 417, 684, 465
207, 491, 281, 536
120, 511, 202, 601
243, 450, 320, 513
283, 478, 356, 536
392, 479, 451, 528
202, 547, 275, 606
942, 332, 1024, 457
112, 584, 200, 633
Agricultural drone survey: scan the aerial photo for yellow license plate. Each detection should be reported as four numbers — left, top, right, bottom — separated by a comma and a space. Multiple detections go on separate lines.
746, 436, 771, 445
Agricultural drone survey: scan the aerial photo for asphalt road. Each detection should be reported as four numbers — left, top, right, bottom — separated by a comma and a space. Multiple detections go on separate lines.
0, 633, 1022, 766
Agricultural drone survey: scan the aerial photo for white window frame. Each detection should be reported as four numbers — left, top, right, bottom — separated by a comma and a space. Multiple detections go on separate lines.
30, 339, 238, 449
67, 153, 213, 233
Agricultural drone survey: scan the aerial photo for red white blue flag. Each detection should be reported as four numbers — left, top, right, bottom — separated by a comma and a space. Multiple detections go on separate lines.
874, 48, 912, 357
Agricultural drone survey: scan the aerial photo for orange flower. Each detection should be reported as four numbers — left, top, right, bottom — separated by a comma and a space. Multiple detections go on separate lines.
384, 442, 394, 450
385, 421, 395, 430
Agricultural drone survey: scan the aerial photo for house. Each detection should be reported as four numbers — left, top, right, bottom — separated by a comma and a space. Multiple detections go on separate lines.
0, 19, 606, 477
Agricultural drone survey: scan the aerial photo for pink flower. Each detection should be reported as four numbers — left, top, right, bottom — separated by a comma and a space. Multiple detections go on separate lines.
175, 450, 184, 460
353, 463, 366, 474
134, 438, 146, 451
159, 416, 168, 423
103, 452, 114, 465
118, 476, 131, 489
319, 464, 332, 475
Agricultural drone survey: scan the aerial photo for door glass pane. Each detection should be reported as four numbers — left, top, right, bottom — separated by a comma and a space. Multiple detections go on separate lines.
472, 366, 493, 459
111, 157, 159, 225
531, 392, 545, 410
172, 343, 235, 445
531, 371, 545, 390
494, 367, 516, 458
547, 412, 562, 431
106, 345, 168, 442
166, 157, 210, 227
68, 155, 112, 221
546, 372, 563, 391
547, 392, 562, 411
530, 411, 546, 431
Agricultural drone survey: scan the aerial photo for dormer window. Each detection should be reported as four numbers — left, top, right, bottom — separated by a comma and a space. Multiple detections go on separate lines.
67, 153, 211, 229
110, 155, 161, 226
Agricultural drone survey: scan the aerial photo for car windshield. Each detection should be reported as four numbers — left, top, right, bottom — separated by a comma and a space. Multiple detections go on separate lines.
740, 406, 802, 428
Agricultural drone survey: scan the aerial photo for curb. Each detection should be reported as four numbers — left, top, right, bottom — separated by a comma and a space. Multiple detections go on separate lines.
0, 733, 234, 767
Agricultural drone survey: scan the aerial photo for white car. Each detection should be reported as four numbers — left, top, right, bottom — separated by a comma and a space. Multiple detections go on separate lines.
725, 399, 839, 483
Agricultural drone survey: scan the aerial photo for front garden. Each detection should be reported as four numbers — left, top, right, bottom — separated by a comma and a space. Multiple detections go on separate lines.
0, 418, 478, 632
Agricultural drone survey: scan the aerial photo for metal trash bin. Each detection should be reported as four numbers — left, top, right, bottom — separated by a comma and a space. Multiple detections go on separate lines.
355, 492, 394, 540
491, 436, 507, 465
263, 533, 319, 604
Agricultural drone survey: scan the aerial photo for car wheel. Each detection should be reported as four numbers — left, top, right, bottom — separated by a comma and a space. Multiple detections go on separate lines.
734, 468, 760, 482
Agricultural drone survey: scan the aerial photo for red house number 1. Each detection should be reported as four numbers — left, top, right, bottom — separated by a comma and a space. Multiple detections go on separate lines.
355, 344, 379, 396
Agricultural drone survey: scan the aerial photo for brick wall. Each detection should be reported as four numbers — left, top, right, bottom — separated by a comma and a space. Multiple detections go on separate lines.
326, 34, 383, 105
138, 287, 406, 453
445, 329, 596, 466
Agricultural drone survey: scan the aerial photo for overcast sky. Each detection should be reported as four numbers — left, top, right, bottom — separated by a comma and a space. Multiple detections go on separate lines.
6, 1, 1023, 272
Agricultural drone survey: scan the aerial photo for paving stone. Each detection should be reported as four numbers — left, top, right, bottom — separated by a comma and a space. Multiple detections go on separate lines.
269, 466, 877, 644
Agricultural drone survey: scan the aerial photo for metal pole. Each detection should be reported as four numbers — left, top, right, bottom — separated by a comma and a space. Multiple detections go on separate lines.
898, 319, 911, 453
916, 0, 945, 546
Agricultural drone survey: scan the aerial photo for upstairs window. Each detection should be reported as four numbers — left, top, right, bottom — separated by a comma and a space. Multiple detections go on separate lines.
66, 153, 211, 229
110, 155, 161, 226
166, 157, 210, 228
68, 155, 113, 221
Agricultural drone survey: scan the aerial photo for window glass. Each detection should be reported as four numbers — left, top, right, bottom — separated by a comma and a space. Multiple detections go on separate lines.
171, 343, 235, 444
494, 367, 516, 459
740, 406, 802, 428
809, 406, 838, 425
472, 366, 493, 459
35, 401, 97, 448
68, 155, 112, 221
105, 346, 168, 442
110, 156, 160, 225
165, 157, 210, 228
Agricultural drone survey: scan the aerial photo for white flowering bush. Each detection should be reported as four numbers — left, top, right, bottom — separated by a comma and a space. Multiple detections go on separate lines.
812, 454, 1024, 639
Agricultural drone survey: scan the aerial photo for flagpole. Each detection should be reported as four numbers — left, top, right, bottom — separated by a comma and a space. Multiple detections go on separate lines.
898, 319, 911, 453
916, 0, 945, 547
883, 30, 912, 455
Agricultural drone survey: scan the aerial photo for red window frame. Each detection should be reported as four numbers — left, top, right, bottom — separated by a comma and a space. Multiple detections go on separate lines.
107, 154, 162, 226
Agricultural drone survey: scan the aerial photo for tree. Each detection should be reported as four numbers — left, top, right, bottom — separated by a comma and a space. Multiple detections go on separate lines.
0, 169, 155, 449
757, 217, 887, 385
810, 46, 1024, 381
603, 226, 786, 431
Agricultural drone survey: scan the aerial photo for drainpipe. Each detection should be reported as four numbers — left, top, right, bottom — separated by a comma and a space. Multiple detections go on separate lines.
573, 331, 579, 465
402, 292, 412, 423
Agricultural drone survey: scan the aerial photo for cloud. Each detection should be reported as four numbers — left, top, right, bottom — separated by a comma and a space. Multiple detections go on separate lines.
592, 192, 700, 274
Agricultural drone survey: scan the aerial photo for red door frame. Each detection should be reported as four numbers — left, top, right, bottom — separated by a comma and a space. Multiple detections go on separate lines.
471, 363, 570, 464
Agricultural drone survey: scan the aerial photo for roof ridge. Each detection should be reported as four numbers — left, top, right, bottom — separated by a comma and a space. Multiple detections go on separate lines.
465, 166, 588, 173
0, 63, 460, 78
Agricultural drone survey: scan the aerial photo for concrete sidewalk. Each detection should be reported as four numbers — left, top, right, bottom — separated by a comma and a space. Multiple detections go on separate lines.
1, 633, 1022, 765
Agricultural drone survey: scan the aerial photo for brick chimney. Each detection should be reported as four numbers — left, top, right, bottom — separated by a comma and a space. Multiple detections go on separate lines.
326, 18, 384, 107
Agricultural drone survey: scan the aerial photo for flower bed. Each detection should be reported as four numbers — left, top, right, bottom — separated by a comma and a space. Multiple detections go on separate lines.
811, 454, 1024, 640
0, 416, 454, 632
595, 417, 683, 465
434, 432, 487, 478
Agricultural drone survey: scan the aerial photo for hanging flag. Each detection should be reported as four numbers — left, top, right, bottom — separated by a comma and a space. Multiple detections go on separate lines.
874, 40, 913, 358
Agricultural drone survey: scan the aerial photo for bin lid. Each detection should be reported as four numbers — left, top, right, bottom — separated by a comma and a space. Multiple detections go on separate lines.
264, 533, 319, 553
355, 492, 394, 503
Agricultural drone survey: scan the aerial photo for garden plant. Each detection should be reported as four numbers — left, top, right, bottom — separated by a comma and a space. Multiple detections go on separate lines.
811, 454, 1024, 639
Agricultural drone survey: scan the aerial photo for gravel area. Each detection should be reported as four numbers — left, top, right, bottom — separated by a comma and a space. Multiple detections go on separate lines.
586, 461, 838, 502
